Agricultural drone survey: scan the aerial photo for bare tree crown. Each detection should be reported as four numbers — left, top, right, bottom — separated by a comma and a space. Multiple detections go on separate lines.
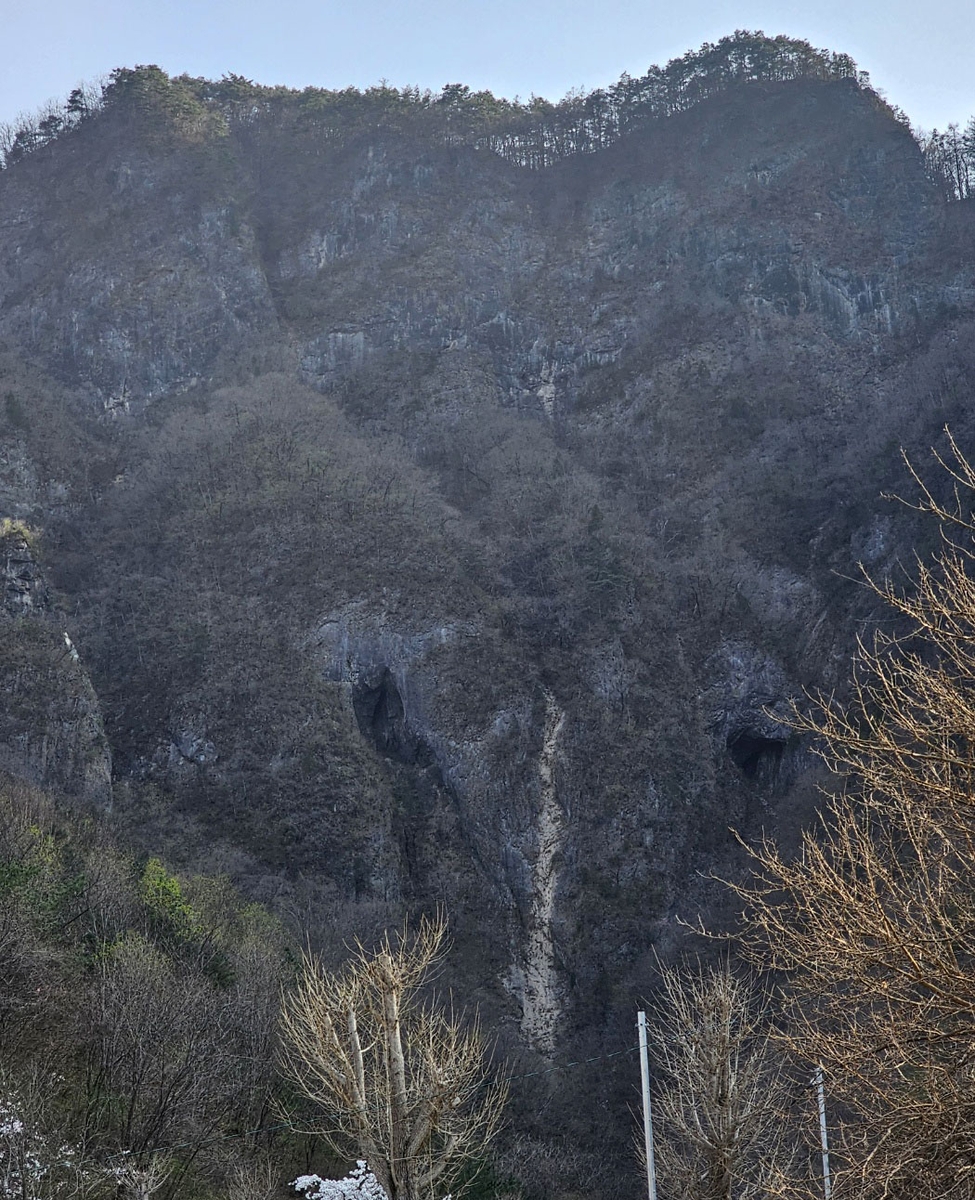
279, 915, 506, 1200
736, 432, 975, 1199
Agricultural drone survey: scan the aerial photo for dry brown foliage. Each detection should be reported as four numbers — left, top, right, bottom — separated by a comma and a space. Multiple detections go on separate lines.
279, 914, 507, 1200
650, 962, 794, 1200
735, 432, 975, 1199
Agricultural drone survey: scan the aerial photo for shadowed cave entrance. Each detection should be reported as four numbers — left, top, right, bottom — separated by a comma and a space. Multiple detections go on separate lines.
727, 729, 785, 782
352, 668, 434, 767
350, 667, 455, 889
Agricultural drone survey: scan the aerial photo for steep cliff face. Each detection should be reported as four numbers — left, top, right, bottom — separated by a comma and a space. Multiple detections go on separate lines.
0, 121, 280, 409
0, 524, 111, 803
0, 65, 974, 1172
1, 81, 955, 416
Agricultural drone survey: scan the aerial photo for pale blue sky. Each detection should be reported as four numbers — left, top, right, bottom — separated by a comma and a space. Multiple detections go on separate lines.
1, 0, 971, 133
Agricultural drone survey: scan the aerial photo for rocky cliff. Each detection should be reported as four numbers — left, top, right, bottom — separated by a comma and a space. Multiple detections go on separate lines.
1, 56, 974, 1183
0, 521, 111, 802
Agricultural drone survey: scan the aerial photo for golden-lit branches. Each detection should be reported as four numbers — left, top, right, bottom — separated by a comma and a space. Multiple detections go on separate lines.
736, 433, 975, 1199
279, 915, 506, 1200
651, 962, 794, 1200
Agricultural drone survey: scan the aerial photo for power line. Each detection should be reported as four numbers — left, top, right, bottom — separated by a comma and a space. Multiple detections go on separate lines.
506, 1042, 639, 1082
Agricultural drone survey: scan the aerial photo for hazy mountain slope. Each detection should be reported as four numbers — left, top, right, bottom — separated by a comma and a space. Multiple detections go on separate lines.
0, 59, 974, 1188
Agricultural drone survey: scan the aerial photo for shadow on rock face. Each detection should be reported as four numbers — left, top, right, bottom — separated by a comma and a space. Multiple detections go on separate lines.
726, 727, 786, 782
352, 667, 435, 768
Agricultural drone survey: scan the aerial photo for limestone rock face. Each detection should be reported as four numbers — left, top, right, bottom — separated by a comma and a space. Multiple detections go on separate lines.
0, 146, 280, 409
1, 527, 47, 615
0, 527, 111, 805
704, 641, 801, 790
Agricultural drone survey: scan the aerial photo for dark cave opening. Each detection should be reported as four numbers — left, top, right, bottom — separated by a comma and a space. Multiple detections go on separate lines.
352, 668, 433, 767
727, 729, 785, 780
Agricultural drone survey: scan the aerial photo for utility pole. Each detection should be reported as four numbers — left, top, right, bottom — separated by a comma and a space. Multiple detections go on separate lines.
814, 1065, 831, 1200
637, 1010, 657, 1200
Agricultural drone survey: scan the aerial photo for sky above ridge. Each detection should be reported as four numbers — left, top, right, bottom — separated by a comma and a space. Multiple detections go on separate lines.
1, 0, 971, 133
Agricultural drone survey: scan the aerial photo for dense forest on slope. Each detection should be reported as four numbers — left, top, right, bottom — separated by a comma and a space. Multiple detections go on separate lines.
0, 28, 974, 1199
2, 32, 873, 167
0, 774, 291, 1197
3, 30, 973, 193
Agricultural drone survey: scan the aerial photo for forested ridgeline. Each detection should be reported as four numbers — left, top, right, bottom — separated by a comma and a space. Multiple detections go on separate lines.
4, 29, 969, 193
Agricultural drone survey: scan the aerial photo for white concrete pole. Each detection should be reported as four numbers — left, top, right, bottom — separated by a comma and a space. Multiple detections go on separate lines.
814, 1065, 832, 1200
638, 1011, 658, 1200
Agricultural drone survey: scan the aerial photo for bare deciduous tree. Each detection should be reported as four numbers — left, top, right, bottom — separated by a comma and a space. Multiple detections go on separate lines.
736, 433, 975, 1199
279, 915, 506, 1200
114, 1158, 171, 1200
650, 962, 792, 1200
0, 1065, 107, 1199
86, 915, 281, 1194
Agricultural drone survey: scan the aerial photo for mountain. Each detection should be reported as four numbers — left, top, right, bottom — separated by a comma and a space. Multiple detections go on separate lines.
1, 34, 974, 1191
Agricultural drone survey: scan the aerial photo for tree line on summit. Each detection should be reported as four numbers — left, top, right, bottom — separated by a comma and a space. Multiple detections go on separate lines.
2, 30, 972, 194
